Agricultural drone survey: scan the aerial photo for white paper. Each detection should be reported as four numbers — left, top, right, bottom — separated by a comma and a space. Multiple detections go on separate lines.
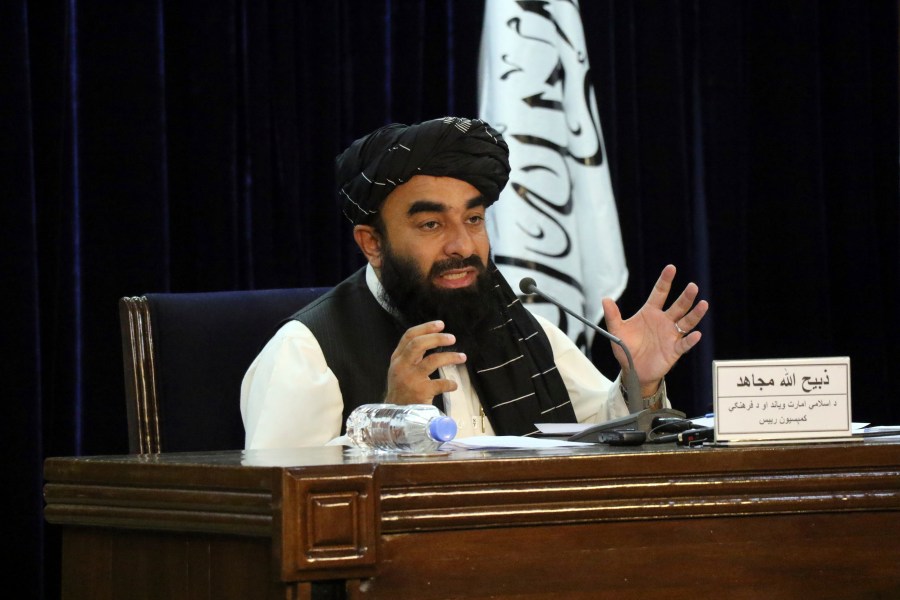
858, 425, 900, 440
691, 417, 715, 428
441, 435, 595, 451
534, 423, 593, 435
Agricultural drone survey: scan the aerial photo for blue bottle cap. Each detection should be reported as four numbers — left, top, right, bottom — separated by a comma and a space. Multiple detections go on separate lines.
429, 416, 458, 442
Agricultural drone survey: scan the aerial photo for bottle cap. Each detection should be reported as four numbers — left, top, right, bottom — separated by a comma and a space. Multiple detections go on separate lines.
428, 416, 458, 442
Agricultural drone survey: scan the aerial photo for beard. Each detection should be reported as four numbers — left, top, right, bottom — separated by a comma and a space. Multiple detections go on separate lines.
378, 244, 498, 354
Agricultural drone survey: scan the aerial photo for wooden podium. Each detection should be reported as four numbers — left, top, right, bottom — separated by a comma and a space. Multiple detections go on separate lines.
44, 440, 900, 599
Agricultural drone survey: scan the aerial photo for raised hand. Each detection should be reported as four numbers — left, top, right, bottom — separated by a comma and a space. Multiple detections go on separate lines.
384, 320, 467, 405
602, 265, 709, 396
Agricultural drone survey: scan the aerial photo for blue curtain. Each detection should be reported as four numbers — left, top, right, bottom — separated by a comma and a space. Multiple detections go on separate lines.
3, 1, 898, 597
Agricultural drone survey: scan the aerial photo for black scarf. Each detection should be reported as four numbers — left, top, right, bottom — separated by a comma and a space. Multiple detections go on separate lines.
461, 263, 576, 436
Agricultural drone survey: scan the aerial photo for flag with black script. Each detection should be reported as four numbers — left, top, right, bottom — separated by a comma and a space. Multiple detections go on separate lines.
478, 0, 627, 351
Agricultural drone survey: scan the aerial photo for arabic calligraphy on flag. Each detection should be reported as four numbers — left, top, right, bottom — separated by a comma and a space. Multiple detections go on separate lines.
478, 0, 627, 350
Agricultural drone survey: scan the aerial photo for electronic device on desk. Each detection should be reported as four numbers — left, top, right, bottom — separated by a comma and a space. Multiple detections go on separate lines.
567, 408, 687, 444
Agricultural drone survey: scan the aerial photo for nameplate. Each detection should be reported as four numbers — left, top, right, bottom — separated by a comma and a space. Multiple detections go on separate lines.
712, 357, 852, 444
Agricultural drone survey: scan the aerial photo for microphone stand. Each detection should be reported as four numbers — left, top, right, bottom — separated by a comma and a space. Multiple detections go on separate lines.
519, 278, 644, 414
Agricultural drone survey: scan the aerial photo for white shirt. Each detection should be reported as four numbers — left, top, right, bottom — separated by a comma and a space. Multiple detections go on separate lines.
240, 265, 655, 449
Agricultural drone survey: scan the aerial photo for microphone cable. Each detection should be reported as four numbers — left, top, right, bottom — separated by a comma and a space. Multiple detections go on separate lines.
645, 417, 700, 444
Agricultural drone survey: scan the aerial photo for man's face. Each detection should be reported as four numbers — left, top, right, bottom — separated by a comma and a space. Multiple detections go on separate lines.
355, 175, 496, 343
374, 175, 492, 288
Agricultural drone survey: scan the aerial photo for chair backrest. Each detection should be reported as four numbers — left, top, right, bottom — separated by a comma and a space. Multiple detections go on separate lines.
119, 287, 330, 453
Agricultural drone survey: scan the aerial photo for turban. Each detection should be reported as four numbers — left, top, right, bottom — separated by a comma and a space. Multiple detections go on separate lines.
335, 117, 510, 225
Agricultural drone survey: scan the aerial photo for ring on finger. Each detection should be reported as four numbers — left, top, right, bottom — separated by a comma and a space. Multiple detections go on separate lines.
674, 322, 688, 336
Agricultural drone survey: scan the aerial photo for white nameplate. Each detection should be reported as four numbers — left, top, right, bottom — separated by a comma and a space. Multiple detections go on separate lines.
713, 357, 852, 444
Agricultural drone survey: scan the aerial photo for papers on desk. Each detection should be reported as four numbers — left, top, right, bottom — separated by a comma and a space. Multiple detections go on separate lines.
535, 416, 714, 437
442, 435, 594, 451
442, 422, 899, 451
857, 425, 900, 440
691, 416, 715, 429
534, 422, 593, 436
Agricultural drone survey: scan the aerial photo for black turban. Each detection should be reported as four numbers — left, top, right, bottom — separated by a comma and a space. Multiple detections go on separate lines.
335, 116, 510, 225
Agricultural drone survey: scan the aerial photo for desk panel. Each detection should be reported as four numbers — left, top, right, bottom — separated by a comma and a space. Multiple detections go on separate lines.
44, 441, 900, 599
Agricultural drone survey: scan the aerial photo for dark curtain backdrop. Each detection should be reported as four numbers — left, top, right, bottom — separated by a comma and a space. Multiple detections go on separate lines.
3, 1, 898, 597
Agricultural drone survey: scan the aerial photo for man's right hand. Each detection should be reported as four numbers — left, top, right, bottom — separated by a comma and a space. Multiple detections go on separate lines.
385, 320, 467, 405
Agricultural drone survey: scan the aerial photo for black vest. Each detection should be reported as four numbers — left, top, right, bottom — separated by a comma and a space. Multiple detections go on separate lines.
292, 266, 573, 435
290, 268, 406, 431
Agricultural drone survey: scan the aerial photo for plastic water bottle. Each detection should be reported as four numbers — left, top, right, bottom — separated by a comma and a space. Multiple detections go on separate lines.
345, 404, 457, 454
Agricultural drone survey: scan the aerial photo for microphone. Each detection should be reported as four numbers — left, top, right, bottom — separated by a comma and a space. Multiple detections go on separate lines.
519, 277, 644, 414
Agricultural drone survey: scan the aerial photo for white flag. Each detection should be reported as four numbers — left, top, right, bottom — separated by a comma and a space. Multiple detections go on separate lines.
478, 0, 627, 350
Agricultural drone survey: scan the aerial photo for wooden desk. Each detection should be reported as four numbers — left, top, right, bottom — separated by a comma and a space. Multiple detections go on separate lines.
44, 440, 900, 599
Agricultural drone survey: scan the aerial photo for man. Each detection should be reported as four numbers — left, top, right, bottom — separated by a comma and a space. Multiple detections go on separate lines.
241, 116, 707, 449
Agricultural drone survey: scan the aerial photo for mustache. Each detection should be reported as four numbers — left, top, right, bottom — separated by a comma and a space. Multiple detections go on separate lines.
428, 255, 486, 278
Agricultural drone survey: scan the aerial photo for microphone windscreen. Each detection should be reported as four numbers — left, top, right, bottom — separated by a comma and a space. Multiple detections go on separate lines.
519, 277, 537, 294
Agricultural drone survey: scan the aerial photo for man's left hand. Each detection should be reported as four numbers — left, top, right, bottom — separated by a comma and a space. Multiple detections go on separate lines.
602, 264, 709, 397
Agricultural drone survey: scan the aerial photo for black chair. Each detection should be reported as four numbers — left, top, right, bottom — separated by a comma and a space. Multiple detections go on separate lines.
119, 287, 330, 453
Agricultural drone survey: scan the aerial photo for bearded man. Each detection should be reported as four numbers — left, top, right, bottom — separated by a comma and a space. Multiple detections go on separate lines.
240, 117, 708, 449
